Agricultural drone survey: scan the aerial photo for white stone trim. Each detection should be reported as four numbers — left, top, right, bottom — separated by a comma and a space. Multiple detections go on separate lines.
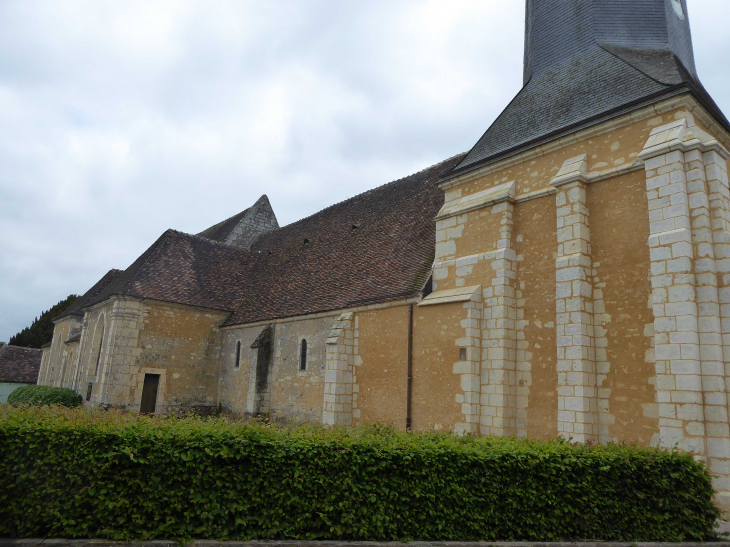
435, 181, 515, 221
418, 285, 481, 307
219, 296, 420, 331
639, 119, 730, 508
551, 155, 598, 443
323, 312, 356, 426
514, 187, 557, 203
439, 93, 730, 191
132, 367, 167, 413
478, 200, 518, 437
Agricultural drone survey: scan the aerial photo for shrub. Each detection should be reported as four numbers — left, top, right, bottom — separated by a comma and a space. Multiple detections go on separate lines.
0, 406, 720, 541
7, 385, 82, 408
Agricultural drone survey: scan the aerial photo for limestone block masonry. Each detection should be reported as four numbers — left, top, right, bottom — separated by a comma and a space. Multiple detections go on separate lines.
323, 312, 357, 426
225, 195, 279, 250
480, 202, 518, 438
550, 155, 599, 444
97, 298, 146, 408
639, 118, 730, 507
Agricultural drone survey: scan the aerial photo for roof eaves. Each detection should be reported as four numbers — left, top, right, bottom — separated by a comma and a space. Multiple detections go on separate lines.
439, 84, 691, 184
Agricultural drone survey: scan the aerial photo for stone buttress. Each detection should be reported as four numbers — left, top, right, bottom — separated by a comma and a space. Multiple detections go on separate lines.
639, 118, 730, 506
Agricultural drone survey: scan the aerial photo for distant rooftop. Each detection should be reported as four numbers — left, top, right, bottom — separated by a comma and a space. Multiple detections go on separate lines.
0, 344, 42, 384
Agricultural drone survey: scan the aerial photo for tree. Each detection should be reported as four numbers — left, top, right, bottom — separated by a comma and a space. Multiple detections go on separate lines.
9, 295, 79, 349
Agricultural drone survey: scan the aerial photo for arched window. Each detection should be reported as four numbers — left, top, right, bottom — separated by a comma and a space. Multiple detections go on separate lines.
234, 341, 241, 368
299, 339, 307, 371
92, 317, 105, 376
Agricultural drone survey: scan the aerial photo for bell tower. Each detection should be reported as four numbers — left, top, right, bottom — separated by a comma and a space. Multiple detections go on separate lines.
523, 0, 697, 86
444, 0, 726, 180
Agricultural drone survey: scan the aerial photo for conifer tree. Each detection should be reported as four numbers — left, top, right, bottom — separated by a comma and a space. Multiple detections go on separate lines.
9, 295, 79, 349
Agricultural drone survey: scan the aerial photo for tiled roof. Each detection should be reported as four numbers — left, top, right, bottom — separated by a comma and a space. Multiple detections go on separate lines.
445, 0, 730, 179
228, 155, 464, 325
76, 154, 465, 326
83, 230, 254, 313
56, 269, 124, 320
197, 207, 253, 242
0, 344, 42, 384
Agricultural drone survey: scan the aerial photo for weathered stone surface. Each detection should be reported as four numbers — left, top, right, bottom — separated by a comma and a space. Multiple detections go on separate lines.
2, 541, 730, 547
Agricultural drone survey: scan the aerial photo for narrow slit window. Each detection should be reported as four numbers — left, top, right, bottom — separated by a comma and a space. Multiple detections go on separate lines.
94, 322, 105, 376
299, 339, 307, 371
459, 348, 467, 361
86, 382, 93, 401
234, 341, 241, 368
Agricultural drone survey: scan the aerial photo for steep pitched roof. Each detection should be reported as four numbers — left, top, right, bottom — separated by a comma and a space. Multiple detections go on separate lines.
444, 0, 730, 180
74, 154, 464, 325
197, 208, 253, 242
227, 154, 464, 325
197, 195, 279, 248
56, 269, 124, 321
0, 345, 41, 384
82, 230, 255, 312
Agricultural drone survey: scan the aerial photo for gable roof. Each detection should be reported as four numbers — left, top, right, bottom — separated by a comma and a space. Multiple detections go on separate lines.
73, 154, 464, 326
0, 344, 42, 384
196, 194, 278, 248
56, 269, 124, 321
227, 154, 464, 325
444, 0, 730, 180
197, 207, 253, 242
82, 230, 254, 313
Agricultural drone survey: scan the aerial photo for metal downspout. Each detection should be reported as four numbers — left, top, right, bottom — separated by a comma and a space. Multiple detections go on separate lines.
407, 304, 413, 431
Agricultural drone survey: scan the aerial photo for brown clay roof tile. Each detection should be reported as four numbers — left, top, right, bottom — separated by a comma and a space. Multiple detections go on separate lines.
76, 154, 465, 326
0, 344, 42, 384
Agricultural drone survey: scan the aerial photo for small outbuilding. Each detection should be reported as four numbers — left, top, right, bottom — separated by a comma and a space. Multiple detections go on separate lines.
0, 343, 42, 403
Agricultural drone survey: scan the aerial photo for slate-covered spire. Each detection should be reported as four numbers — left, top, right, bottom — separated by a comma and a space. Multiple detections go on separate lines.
445, 0, 727, 180
197, 195, 279, 249
523, 0, 697, 86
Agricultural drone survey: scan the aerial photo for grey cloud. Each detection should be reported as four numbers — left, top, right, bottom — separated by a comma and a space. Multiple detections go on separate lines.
1, 0, 728, 341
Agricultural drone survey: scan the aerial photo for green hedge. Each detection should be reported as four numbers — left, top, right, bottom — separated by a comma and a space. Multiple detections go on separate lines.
7, 385, 82, 408
0, 406, 720, 541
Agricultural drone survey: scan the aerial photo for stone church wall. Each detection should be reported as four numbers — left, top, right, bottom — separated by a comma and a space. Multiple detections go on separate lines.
586, 170, 658, 445
131, 301, 227, 414
512, 196, 558, 439
39, 317, 79, 388
412, 302, 476, 434
38, 94, 730, 508
219, 315, 331, 422
71, 301, 113, 404
354, 305, 409, 429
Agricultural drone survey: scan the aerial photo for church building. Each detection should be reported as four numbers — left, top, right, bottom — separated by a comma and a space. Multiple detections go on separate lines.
40, 0, 730, 507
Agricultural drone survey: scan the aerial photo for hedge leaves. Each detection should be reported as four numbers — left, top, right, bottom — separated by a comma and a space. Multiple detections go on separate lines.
0, 406, 720, 541
7, 386, 82, 408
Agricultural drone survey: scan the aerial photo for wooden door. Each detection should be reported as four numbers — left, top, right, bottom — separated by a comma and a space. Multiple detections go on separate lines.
140, 374, 160, 414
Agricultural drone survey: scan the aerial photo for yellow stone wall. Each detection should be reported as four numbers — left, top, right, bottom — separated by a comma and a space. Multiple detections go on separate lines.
40, 96, 730, 507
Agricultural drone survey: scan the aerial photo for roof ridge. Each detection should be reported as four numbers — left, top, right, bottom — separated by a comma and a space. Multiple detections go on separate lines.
196, 205, 251, 236
166, 228, 254, 255
115, 230, 174, 297
278, 153, 467, 231
3, 345, 42, 353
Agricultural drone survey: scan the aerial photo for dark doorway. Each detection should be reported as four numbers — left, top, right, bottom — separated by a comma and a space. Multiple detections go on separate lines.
250, 325, 274, 415
140, 374, 160, 414
255, 329, 273, 394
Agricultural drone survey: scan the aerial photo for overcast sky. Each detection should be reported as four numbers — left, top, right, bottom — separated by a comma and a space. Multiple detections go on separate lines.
1, 1, 730, 342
